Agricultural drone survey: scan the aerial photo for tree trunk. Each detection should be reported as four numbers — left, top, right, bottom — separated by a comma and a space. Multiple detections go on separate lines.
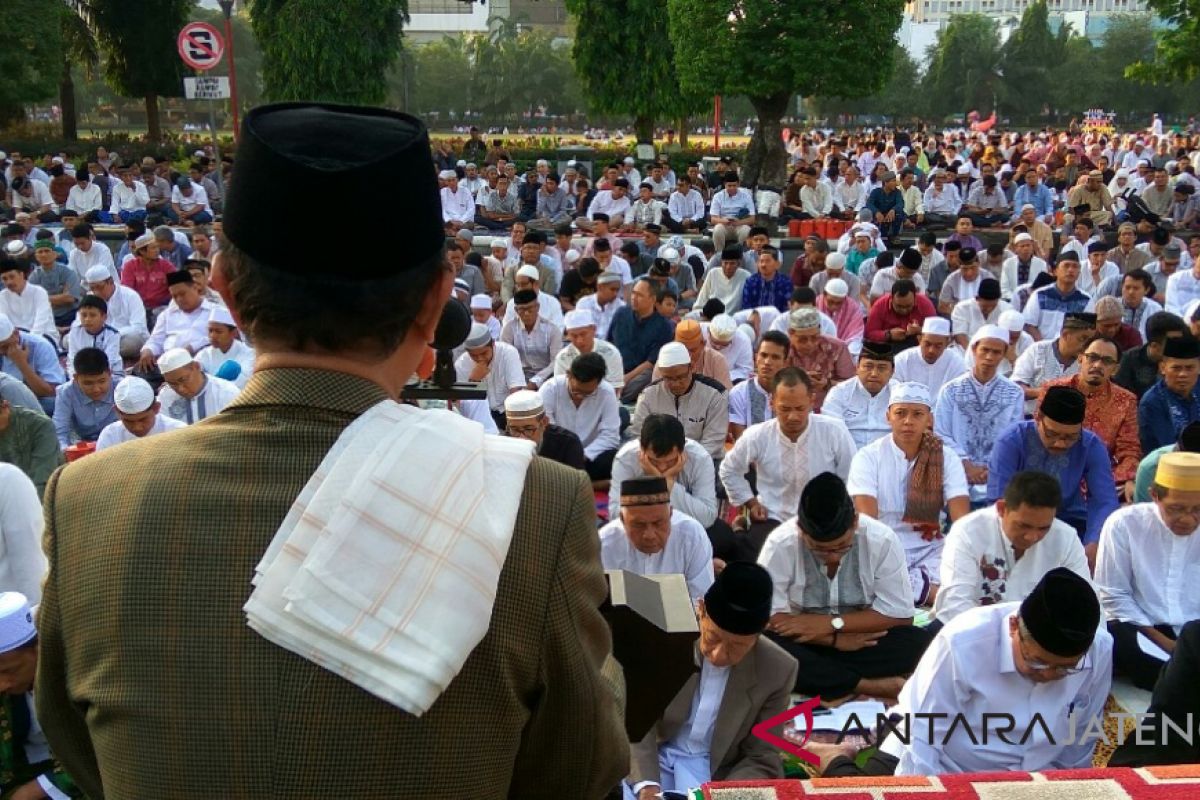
742, 92, 791, 189
145, 93, 161, 142
60, 60, 78, 141
634, 114, 654, 144
676, 115, 689, 148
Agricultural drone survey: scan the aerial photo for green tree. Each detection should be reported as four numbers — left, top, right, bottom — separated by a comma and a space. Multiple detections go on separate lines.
1093, 14, 1178, 119
191, 6, 265, 122
0, 0, 63, 127
404, 35, 474, 117
1000, 1, 1065, 119
667, 0, 905, 187
90, 0, 191, 141
1129, 0, 1200, 82
922, 14, 1003, 122
60, 1, 101, 140
565, 0, 706, 143
812, 46, 922, 123
248, 0, 407, 105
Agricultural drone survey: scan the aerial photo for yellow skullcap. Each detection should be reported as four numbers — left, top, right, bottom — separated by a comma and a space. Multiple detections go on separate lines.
675, 319, 703, 344
1155, 451, 1200, 492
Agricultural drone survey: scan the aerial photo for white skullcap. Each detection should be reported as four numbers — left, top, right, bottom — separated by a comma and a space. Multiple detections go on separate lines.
922, 317, 951, 336
3, 241, 27, 258
1116, 168, 1130, 179
853, 228, 872, 239
504, 389, 543, 419
1020, 203, 1036, 212
567, 159, 578, 168
464, 322, 492, 348
999, 309, 1025, 332
1138, 159, 1151, 167
709, 314, 738, 342
439, 169, 457, 180
825, 278, 849, 298
597, 270, 623, 285
660, 247, 680, 263
516, 264, 541, 281
624, 156, 635, 164
134, 232, 155, 250
0, 593, 36, 654
563, 309, 596, 329
0, 152, 7, 160
114, 376, 156, 414
826, 252, 846, 270
565, 249, 580, 265
536, 159, 549, 167
788, 308, 821, 330
1013, 232, 1033, 244
957, 163, 971, 175
889, 381, 932, 408
469, 293, 492, 311
970, 324, 1009, 348
84, 265, 111, 283
490, 237, 509, 250
209, 306, 236, 327
52, 156, 64, 164
657, 342, 691, 369
157, 347, 195, 374
456, 159, 467, 167
0, 314, 12, 341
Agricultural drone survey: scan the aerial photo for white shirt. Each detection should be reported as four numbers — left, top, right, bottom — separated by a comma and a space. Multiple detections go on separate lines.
455, 340, 525, 412
728, 377, 774, 429
880, 602, 1112, 775
502, 290, 564, 330
892, 347, 967, 399
709, 187, 756, 220
66, 182, 103, 214
1023, 285, 1089, 340
935, 505, 1089, 624
1078, 261, 1121, 297
159, 375, 240, 424
951, 297, 1012, 339
758, 513, 915, 619
999, 256, 1048, 300
171, 184, 211, 215
719, 416, 858, 523
869, 268, 928, 301
96, 285, 147, 340
95, 413, 187, 450
701, 325, 753, 382
68, 241, 117, 283
587, 189, 632, 222
0, 284, 56, 340
694, 267, 749, 315
65, 322, 123, 378
608, 439, 717, 527
832, 179, 866, 213
1011, 339, 1080, 415
440, 184, 475, 224
195, 338, 256, 389
575, 294, 624, 340
0, 464, 48, 605
1095, 503, 1200, 631
821, 378, 895, 450
668, 189, 705, 223
1164, 269, 1200, 316
553, 339, 625, 389
109, 180, 149, 214
144, 299, 215, 356
847, 435, 969, 551
537, 375, 620, 461
500, 317, 562, 387
599, 509, 715, 602
923, 182, 962, 215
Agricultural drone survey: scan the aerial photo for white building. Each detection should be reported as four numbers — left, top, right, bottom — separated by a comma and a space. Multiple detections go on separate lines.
907, 0, 1144, 23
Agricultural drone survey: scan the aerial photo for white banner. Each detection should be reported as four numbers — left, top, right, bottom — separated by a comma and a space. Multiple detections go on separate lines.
184, 76, 230, 100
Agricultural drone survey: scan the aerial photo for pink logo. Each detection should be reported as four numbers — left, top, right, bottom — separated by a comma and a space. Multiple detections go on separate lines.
750, 696, 823, 765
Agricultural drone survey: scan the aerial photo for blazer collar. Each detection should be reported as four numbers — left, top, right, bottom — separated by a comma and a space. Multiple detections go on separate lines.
226, 367, 391, 418
710, 644, 757, 767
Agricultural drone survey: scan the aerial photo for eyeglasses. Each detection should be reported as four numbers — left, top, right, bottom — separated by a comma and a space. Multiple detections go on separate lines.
507, 424, 540, 438
1018, 632, 1086, 675
1081, 352, 1118, 367
1038, 419, 1081, 446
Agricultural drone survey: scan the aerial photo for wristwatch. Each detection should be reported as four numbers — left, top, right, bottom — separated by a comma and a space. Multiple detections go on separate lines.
831, 616, 845, 632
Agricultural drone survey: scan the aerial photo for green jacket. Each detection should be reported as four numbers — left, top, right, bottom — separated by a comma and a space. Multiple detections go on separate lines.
0, 693, 79, 798
0, 405, 62, 498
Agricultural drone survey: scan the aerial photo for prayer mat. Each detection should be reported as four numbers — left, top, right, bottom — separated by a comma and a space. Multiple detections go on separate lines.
701, 764, 1200, 799
595, 489, 609, 522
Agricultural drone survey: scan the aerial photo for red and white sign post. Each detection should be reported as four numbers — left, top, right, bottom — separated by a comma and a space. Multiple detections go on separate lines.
178, 22, 226, 164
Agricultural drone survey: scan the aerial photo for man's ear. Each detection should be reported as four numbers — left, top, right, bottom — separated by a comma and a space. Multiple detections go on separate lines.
209, 252, 242, 329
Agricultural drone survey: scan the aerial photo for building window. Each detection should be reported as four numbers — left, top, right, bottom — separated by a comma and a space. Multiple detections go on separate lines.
409, 0, 473, 13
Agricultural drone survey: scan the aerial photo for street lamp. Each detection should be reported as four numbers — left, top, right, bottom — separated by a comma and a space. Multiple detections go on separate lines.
218, 0, 241, 139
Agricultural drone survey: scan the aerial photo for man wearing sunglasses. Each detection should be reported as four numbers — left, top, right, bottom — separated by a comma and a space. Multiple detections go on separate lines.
988, 385, 1119, 568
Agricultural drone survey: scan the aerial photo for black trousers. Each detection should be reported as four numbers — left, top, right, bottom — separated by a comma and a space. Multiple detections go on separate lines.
765, 624, 934, 699
1109, 620, 1176, 691
584, 448, 617, 482
706, 519, 740, 564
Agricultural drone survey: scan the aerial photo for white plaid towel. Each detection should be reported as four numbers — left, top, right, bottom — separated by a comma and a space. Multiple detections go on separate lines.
244, 400, 534, 715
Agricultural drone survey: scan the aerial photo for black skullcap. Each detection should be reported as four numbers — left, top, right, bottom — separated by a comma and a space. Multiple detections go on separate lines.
1020, 567, 1100, 658
1163, 335, 1200, 360
1087, 241, 1109, 255
721, 246, 743, 261
899, 248, 922, 270
1152, 227, 1171, 245
978, 278, 1001, 300
795, 472, 857, 542
591, 212, 610, 223
704, 562, 773, 636
223, 103, 442, 280
875, 251, 895, 269
702, 298, 725, 320
959, 246, 978, 264
1178, 421, 1200, 452
1031, 271, 1056, 291
859, 341, 894, 362
943, 240, 962, 252
1062, 311, 1097, 330
512, 288, 539, 305
1056, 250, 1080, 264
620, 476, 669, 506
1040, 385, 1087, 425
165, 270, 194, 287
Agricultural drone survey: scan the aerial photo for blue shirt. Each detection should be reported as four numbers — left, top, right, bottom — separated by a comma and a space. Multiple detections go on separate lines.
866, 187, 904, 217
741, 272, 793, 313
1013, 183, 1055, 218
0, 333, 66, 415
1138, 378, 1200, 453
608, 307, 675, 372
987, 420, 1118, 545
52, 381, 118, 448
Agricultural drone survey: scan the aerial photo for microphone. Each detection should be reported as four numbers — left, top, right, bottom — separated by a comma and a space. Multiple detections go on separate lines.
401, 298, 487, 401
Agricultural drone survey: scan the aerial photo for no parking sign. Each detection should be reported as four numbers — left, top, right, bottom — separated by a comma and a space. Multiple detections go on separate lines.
177, 21, 224, 71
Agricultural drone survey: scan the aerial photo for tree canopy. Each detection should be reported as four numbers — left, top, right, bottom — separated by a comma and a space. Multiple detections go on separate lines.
0, 0, 66, 127
1130, 0, 1200, 82
923, 14, 1003, 120
1000, 1, 1069, 118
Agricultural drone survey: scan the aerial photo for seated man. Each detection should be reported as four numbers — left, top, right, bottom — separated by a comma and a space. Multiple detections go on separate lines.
934, 325, 1027, 506
694, 247, 750, 315
439, 170, 475, 233
1022, 252, 1091, 342
537, 353, 621, 483
626, 563, 796, 797
195, 306, 256, 390
1115, 310, 1188, 399
935, 471, 1089, 626
654, 319, 731, 390
950, 278, 1009, 348
500, 288, 562, 389
721, 368, 857, 560
0, 466, 47, 604
988, 386, 1119, 565
609, 278, 673, 403
704, 313, 753, 383
741, 246, 792, 314
785, 307, 855, 412
1012, 311, 1093, 416
502, 265, 563, 329
553, 309, 625, 392
598, 476, 714, 602
935, 247, 995, 317
119, 232, 175, 314
893, 317, 966, 400
156, 348, 240, 425
456, 322, 526, 428
0, 313, 64, 415
0, 259, 57, 342
29, 239, 81, 329
864, 279, 938, 352
825, 568, 1111, 777
0, 399, 62, 498
759, 473, 931, 702
95, 375, 186, 451
1095, 451, 1200, 690
1138, 333, 1200, 453
727, 331, 788, 440
1135, 421, 1200, 502
83, 265, 148, 359
822, 341, 896, 450
848, 382, 970, 606
501, 389, 585, 471
68, 224, 117, 283
631, 343, 728, 464
135, 271, 215, 374
52, 347, 117, 449
64, 295, 122, 378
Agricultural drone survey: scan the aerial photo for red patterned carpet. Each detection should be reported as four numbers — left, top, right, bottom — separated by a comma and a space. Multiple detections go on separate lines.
702, 765, 1200, 799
